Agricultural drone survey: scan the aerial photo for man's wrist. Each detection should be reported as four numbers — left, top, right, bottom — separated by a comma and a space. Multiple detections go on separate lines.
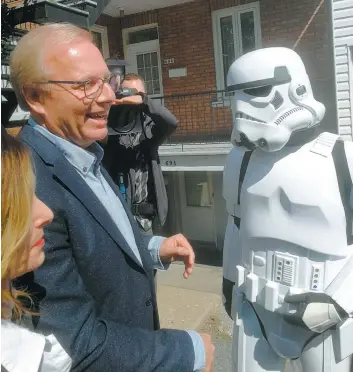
148, 236, 169, 270
186, 330, 206, 371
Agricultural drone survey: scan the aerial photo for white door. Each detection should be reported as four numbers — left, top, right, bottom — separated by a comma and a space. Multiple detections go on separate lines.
125, 39, 163, 98
179, 172, 215, 242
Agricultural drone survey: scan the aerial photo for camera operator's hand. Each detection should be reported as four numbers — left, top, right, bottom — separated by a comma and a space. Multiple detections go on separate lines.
113, 94, 144, 106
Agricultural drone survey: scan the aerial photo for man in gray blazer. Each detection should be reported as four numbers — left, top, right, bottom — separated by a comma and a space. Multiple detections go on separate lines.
11, 23, 214, 372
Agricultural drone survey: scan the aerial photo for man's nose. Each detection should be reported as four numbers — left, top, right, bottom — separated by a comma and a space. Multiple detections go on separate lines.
98, 81, 115, 103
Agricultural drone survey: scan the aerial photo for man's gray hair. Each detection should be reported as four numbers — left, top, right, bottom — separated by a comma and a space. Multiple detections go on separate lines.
10, 23, 92, 110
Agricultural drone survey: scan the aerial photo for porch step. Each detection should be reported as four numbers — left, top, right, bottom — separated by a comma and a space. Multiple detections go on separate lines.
57, 0, 98, 27
57, 0, 96, 7
56, 0, 111, 27
6, 1, 90, 29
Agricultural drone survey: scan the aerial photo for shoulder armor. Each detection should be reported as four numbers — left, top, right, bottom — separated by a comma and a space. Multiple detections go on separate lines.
310, 132, 340, 158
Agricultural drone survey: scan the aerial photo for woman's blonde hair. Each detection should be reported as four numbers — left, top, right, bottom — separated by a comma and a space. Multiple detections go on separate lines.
1, 129, 35, 319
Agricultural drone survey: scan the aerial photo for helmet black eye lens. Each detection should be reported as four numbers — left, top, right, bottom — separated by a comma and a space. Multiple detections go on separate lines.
243, 85, 272, 97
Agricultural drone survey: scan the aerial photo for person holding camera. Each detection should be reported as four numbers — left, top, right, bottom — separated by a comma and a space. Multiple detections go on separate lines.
103, 71, 178, 234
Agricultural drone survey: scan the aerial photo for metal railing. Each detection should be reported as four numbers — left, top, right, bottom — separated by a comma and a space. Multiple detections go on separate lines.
153, 90, 233, 144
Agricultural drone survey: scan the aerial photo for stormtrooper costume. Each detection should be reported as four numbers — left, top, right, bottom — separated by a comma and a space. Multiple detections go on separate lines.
222, 47, 353, 372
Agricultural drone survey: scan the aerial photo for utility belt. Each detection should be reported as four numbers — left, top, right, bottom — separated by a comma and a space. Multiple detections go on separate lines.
131, 202, 156, 217
232, 265, 353, 361
234, 265, 302, 315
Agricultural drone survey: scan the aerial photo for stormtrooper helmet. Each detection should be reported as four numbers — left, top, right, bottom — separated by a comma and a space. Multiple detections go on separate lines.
227, 47, 325, 152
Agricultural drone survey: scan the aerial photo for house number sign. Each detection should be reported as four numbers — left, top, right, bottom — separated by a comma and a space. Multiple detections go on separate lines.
164, 58, 175, 65
165, 160, 177, 166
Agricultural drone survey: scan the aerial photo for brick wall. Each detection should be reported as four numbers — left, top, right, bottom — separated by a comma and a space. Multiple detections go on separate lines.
260, 0, 335, 132
97, 0, 336, 138
96, 14, 123, 59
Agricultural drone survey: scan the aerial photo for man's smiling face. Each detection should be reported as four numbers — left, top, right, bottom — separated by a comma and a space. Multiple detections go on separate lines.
38, 40, 116, 147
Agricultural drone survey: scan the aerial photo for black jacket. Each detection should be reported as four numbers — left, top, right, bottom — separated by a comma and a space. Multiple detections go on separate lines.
103, 98, 178, 227
16, 124, 194, 372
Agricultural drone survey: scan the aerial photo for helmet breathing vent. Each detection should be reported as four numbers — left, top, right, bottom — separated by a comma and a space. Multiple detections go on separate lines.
274, 107, 305, 125
271, 91, 284, 110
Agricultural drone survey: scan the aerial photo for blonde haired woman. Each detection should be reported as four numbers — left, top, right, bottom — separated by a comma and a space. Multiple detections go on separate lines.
1, 128, 72, 372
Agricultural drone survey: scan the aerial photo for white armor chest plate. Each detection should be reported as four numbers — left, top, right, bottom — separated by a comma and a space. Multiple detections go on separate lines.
237, 138, 349, 298
242, 142, 347, 256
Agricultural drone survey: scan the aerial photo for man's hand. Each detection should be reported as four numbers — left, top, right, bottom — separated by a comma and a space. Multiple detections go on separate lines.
159, 234, 195, 278
113, 94, 143, 106
200, 333, 215, 372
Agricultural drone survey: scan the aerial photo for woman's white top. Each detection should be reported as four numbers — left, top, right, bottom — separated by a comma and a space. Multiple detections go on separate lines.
1, 319, 72, 372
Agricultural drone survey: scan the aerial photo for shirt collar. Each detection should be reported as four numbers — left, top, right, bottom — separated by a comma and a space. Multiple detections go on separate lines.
28, 117, 104, 176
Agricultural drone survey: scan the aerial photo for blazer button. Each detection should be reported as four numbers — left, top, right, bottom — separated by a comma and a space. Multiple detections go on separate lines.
145, 297, 152, 307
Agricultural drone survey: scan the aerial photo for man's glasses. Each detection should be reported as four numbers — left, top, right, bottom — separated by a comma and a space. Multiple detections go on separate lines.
32, 74, 121, 100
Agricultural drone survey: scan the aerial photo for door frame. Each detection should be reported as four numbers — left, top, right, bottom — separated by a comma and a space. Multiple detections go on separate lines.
122, 23, 164, 97
122, 23, 159, 47
178, 171, 216, 243
91, 24, 110, 59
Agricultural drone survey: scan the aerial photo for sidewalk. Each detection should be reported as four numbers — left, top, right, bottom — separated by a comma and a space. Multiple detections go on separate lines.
157, 263, 233, 372
156, 263, 223, 330
156, 263, 292, 372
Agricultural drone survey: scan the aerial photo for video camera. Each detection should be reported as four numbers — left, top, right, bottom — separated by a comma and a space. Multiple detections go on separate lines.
115, 87, 139, 99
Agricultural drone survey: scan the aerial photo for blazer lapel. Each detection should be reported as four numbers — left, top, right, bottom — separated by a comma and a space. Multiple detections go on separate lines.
20, 125, 144, 270
101, 167, 154, 272
101, 168, 158, 320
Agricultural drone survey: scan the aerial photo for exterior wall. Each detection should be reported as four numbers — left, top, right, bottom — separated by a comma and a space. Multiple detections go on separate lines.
162, 172, 182, 236
96, 14, 124, 59
213, 172, 227, 249
158, 170, 227, 247
330, 0, 353, 140
97, 0, 336, 137
260, 0, 336, 134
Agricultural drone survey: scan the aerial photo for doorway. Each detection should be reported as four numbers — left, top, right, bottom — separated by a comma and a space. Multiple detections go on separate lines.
123, 25, 163, 98
179, 171, 216, 243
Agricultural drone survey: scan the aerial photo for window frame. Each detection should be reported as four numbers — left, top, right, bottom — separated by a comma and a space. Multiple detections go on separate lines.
212, 2, 262, 91
122, 23, 159, 47
91, 24, 110, 59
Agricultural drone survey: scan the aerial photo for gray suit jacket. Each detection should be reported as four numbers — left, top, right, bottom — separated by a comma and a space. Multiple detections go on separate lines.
16, 124, 194, 372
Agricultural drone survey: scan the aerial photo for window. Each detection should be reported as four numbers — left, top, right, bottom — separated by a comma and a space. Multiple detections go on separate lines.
91, 25, 109, 58
184, 172, 212, 207
212, 2, 262, 90
128, 27, 158, 45
137, 52, 161, 95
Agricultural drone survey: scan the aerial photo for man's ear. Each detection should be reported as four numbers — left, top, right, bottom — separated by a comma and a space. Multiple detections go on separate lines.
22, 86, 46, 116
